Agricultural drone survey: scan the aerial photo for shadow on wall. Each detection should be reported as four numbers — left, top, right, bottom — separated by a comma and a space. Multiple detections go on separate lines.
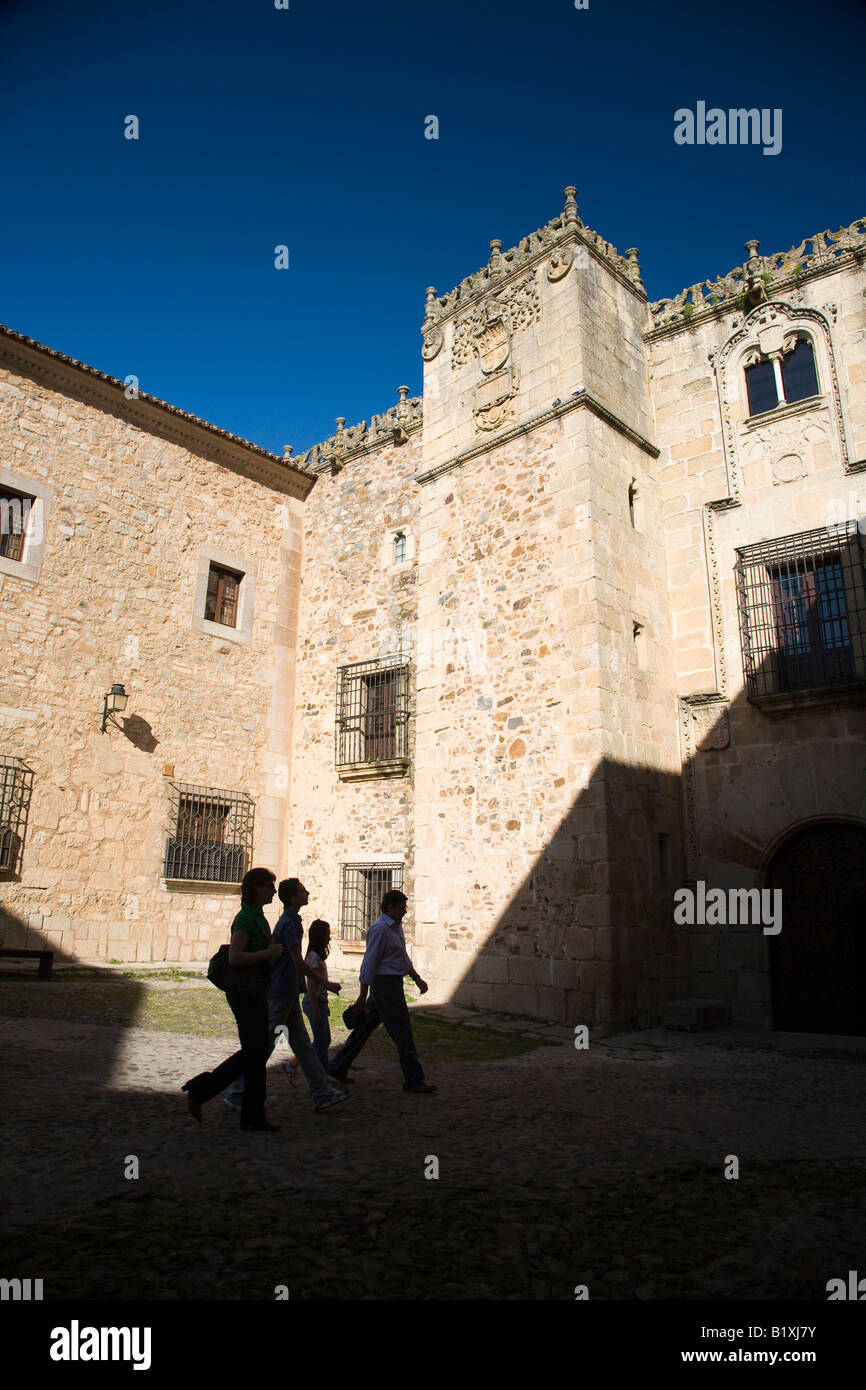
446, 657, 866, 1036
447, 755, 686, 1033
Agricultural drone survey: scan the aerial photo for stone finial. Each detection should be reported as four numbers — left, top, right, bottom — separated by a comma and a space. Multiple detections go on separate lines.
489, 239, 503, 272
424, 286, 437, 322
625, 247, 644, 287
397, 385, 410, 419
563, 186, 579, 226
283, 445, 293, 458
744, 239, 766, 306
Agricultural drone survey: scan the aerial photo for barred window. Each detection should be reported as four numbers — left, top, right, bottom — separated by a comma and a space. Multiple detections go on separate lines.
335, 657, 410, 768
735, 522, 866, 701
204, 564, 242, 628
0, 486, 35, 564
163, 782, 254, 883
0, 756, 33, 874
339, 863, 404, 942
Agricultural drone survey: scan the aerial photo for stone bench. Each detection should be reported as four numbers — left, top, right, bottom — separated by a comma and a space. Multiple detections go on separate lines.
0, 947, 54, 980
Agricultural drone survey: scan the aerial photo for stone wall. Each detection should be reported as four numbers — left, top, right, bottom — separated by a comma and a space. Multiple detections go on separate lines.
288, 432, 421, 963
651, 252, 866, 1022
0, 349, 308, 960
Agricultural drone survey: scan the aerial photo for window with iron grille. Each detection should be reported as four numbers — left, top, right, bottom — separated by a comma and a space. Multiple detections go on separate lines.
735, 522, 866, 701
163, 782, 254, 883
745, 337, 819, 417
0, 486, 35, 564
339, 863, 404, 942
335, 657, 410, 768
0, 756, 34, 875
204, 564, 242, 628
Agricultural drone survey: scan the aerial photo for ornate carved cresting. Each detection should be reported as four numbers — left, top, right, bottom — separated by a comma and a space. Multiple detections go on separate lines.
649, 217, 866, 333
292, 390, 423, 473
421, 187, 644, 336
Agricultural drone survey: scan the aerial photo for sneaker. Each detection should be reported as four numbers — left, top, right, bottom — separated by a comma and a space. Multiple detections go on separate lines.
404, 1081, 437, 1094
314, 1089, 349, 1112
224, 1094, 243, 1112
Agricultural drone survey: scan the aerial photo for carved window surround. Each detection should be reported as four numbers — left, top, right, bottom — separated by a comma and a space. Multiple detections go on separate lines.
711, 303, 852, 501
678, 693, 730, 878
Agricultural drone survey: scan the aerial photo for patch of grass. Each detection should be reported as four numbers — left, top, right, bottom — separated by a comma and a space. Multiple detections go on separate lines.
0, 979, 562, 1058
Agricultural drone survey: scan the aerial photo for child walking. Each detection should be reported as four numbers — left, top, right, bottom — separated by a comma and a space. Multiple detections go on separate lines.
302, 920, 338, 1071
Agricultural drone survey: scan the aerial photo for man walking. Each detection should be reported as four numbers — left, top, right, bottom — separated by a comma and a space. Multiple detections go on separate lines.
225, 878, 347, 1113
329, 889, 436, 1094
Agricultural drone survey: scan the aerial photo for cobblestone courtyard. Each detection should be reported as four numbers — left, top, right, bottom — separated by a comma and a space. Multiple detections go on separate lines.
2, 969, 864, 1301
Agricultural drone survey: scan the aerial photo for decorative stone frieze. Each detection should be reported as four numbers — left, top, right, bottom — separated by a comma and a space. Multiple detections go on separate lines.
649, 217, 866, 334
422, 187, 644, 334
292, 390, 423, 472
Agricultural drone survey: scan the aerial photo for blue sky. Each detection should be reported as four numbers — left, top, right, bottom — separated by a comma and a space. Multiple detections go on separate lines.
1, 0, 863, 456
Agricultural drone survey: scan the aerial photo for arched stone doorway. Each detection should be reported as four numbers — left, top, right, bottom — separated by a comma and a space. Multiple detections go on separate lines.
767, 821, 866, 1035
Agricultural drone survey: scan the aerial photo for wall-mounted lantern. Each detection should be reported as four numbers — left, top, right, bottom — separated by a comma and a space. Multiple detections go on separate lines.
101, 683, 129, 733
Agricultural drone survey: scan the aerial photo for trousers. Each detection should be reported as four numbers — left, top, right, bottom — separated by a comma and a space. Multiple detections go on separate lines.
184, 988, 270, 1127
225, 989, 336, 1107
329, 974, 424, 1088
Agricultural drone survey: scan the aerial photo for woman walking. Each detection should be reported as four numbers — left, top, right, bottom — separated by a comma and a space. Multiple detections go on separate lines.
182, 867, 284, 1132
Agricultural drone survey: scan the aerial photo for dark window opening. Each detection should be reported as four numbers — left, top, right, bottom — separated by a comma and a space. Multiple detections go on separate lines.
0, 488, 34, 564
736, 522, 865, 700
339, 863, 404, 942
204, 564, 242, 628
780, 338, 819, 404
0, 756, 34, 875
336, 657, 410, 767
745, 358, 779, 416
163, 781, 254, 883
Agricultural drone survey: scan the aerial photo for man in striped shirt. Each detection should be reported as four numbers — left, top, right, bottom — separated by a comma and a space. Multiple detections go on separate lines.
329, 889, 436, 1094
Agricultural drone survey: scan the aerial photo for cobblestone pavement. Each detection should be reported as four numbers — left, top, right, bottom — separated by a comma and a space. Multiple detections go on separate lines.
2, 988, 865, 1301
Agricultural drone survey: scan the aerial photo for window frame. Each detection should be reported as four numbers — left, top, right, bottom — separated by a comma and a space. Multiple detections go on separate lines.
744, 335, 820, 419
162, 781, 255, 886
335, 656, 411, 779
191, 547, 256, 645
0, 467, 53, 583
735, 522, 866, 707
0, 756, 34, 877
338, 862, 405, 942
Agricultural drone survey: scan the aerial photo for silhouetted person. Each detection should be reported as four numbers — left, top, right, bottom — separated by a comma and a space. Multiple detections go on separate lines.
182, 867, 283, 1132
302, 918, 340, 1070
224, 879, 347, 1112
329, 890, 436, 1094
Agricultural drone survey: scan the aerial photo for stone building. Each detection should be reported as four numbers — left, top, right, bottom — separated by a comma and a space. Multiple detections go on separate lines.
1, 188, 865, 1034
